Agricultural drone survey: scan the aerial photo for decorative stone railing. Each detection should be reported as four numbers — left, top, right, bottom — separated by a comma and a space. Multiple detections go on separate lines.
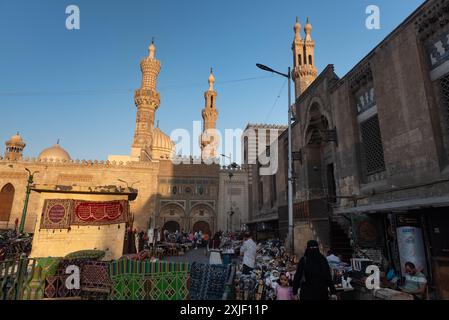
0, 157, 159, 169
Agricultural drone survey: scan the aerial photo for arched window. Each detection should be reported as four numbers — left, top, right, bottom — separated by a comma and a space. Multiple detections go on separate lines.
298, 54, 302, 66
0, 183, 15, 221
309, 55, 313, 65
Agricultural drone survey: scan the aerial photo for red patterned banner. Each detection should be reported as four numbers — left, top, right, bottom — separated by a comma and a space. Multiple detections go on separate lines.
40, 199, 72, 229
72, 200, 128, 225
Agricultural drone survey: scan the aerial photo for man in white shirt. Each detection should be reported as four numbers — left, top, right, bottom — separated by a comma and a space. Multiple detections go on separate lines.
240, 233, 257, 274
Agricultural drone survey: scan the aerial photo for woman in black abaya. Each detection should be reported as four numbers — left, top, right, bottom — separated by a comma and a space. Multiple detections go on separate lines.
292, 240, 337, 300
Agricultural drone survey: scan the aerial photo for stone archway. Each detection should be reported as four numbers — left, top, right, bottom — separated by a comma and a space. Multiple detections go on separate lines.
161, 220, 181, 242
192, 221, 211, 236
159, 202, 185, 230
303, 103, 332, 197
0, 183, 14, 222
162, 220, 180, 233
190, 204, 215, 234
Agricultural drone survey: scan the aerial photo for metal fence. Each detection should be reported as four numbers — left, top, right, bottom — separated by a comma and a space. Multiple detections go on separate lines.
0, 255, 44, 300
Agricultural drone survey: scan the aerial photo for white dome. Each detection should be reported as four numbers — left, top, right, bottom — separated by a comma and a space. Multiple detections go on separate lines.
151, 127, 174, 159
39, 143, 71, 162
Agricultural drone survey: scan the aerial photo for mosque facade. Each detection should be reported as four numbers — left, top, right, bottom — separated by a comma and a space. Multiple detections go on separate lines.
0, 41, 249, 236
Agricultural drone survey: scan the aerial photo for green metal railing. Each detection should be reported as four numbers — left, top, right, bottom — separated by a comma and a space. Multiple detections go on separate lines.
0, 255, 44, 300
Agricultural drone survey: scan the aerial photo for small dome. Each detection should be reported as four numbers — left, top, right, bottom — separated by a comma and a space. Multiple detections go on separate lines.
294, 17, 301, 34
208, 68, 215, 91
6, 133, 25, 148
39, 143, 71, 162
10, 134, 23, 143
151, 126, 174, 159
5, 132, 26, 149
209, 72, 215, 85
304, 18, 312, 34
149, 39, 156, 59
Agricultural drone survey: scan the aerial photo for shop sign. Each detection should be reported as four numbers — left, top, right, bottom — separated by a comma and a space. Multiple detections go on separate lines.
395, 214, 427, 275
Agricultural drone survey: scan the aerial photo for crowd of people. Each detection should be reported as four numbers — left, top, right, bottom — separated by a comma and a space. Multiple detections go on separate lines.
161, 229, 246, 250
237, 233, 428, 301
124, 227, 429, 300
162, 229, 211, 249
238, 235, 336, 300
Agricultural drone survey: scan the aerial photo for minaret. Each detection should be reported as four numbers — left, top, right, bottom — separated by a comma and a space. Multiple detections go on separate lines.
131, 39, 161, 161
5, 132, 26, 161
201, 68, 219, 160
292, 17, 317, 99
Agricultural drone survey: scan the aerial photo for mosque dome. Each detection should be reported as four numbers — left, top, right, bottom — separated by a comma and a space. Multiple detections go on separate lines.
151, 125, 174, 159
38, 143, 71, 162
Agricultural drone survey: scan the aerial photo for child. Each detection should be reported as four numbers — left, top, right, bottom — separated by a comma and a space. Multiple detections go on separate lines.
275, 273, 296, 300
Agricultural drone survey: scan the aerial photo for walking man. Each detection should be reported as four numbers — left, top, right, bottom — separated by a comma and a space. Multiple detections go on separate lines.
240, 232, 257, 275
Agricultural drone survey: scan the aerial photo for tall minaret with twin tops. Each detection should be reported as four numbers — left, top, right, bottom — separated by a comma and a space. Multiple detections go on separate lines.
131, 39, 161, 161
292, 17, 317, 99
201, 68, 219, 160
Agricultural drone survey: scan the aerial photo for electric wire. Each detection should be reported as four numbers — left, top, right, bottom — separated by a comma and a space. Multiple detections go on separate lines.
263, 78, 288, 123
0, 74, 275, 97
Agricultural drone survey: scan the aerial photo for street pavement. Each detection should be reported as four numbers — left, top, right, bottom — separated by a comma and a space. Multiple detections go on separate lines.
163, 246, 210, 264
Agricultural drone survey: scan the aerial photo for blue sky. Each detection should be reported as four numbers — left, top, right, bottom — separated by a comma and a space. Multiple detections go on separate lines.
0, 0, 424, 161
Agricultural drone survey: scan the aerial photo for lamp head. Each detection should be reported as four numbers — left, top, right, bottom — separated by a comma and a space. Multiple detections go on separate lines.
256, 63, 275, 73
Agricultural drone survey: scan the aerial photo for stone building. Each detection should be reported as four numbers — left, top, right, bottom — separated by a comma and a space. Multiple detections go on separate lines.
0, 40, 246, 242
238, 2, 449, 298
276, 0, 449, 298
328, 0, 449, 299
242, 18, 323, 251
217, 166, 249, 232
242, 123, 288, 240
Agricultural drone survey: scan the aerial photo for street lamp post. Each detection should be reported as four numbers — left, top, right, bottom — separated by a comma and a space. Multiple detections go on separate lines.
19, 168, 39, 234
256, 63, 294, 254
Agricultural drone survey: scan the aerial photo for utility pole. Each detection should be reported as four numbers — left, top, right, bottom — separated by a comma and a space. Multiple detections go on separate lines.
287, 66, 294, 255
256, 63, 294, 254
19, 168, 38, 234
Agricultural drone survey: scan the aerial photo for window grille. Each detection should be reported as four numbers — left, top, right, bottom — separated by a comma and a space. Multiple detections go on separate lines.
439, 73, 449, 128
360, 115, 385, 175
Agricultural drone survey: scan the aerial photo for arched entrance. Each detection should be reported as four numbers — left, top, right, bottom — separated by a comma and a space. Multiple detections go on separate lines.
162, 220, 180, 233
0, 183, 14, 221
304, 103, 331, 195
162, 220, 181, 242
192, 221, 211, 236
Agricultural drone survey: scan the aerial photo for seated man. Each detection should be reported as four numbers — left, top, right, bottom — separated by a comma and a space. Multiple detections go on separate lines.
326, 250, 341, 264
399, 262, 427, 300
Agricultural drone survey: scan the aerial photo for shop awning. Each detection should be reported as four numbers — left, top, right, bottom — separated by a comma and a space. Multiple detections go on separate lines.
333, 196, 449, 215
